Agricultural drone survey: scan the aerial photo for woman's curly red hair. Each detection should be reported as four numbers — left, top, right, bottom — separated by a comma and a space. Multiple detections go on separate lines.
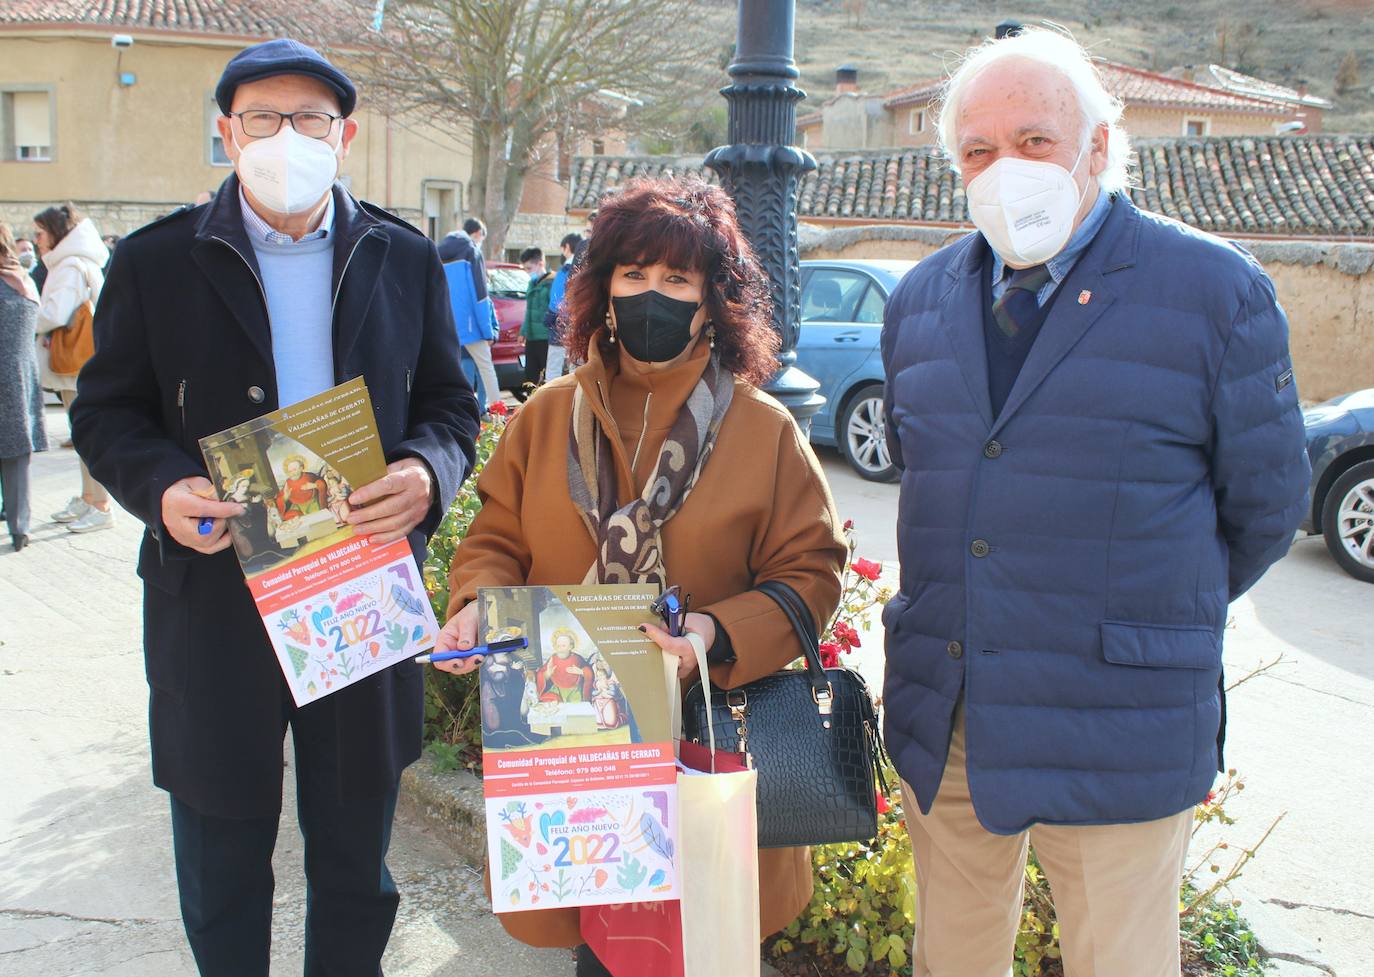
561, 177, 779, 387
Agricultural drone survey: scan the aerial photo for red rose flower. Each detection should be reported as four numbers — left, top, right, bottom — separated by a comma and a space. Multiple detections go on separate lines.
843, 518, 854, 532
488, 400, 510, 416
832, 620, 862, 651
851, 558, 882, 581
818, 641, 842, 669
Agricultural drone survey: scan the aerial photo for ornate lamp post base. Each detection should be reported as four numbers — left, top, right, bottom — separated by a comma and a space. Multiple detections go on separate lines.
706, 0, 824, 431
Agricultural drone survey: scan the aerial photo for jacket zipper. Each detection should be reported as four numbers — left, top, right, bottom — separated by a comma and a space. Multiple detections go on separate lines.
405, 368, 412, 393
331, 231, 373, 316
209, 235, 268, 313
177, 379, 187, 435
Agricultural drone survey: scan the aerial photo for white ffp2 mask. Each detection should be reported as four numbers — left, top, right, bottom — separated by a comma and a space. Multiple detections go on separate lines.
233, 126, 341, 215
966, 146, 1088, 267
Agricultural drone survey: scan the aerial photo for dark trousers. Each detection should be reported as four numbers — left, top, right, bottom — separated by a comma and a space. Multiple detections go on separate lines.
1, 453, 31, 539
575, 944, 614, 977
524, 339, 549, 387
170, 710, 401, 977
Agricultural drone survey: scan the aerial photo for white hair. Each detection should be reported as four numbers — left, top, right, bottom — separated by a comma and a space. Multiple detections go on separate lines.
937, 28, 1132, 194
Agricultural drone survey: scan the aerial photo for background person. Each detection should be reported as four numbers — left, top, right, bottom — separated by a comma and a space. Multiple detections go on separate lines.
70, 38, 479, 977
33, 203, 111, 531
430, 177, 847, 977
0, 222, 47, 552
880, 28, 1310, 977
440, 217, 501, 408
543, 232, 583, 382
518, 246, 554, 388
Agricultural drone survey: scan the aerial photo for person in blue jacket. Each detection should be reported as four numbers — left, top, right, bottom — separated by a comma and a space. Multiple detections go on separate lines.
879, 27, 1309, 977
441, 218, 500, 407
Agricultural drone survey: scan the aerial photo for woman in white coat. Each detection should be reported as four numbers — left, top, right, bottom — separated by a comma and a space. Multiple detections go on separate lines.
33, 204, 112, 533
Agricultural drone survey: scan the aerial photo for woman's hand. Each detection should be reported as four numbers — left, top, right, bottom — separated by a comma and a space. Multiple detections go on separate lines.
640, 612, 716, 682
431, 601, 482, 675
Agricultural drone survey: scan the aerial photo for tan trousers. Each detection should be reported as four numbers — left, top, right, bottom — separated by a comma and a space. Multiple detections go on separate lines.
59, 389, 109, 507
902, 710, 1193, 977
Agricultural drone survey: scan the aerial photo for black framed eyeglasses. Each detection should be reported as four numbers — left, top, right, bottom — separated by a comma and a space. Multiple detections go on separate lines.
229, 110, 342, 140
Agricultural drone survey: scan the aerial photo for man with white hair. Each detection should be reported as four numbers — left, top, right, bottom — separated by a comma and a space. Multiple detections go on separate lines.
879, 28, 1309, 977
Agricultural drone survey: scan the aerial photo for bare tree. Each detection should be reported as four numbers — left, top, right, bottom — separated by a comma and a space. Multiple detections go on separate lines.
336, 0, 719, 253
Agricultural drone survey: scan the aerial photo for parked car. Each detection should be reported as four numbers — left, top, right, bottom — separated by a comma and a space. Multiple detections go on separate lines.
794, 259, 916, 481
1301, 388, 1374, 582
487, 263, 529, 396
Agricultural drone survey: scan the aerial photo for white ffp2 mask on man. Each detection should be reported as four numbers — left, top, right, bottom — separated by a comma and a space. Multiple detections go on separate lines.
966, 145, 1089, 267
233, 126, 341, 215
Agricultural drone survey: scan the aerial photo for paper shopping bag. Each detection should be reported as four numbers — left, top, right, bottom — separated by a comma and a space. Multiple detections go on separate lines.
582, 636, 760, 977
677, 741, 760, 977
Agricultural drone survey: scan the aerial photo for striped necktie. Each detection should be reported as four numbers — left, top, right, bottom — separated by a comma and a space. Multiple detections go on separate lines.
991, 263, 1054, 338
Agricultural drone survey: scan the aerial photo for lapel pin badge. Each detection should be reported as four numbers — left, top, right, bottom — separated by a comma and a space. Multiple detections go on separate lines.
1078, 290, 1092, 305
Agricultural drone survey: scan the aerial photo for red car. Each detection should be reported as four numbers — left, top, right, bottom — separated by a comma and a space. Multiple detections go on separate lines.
487, 262, 529, 396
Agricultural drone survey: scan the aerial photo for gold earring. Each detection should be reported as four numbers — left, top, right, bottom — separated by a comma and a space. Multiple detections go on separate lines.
606, 310, 617, 344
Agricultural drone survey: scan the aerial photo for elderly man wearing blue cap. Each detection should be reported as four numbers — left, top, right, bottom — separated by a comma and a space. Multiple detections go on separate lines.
71, 38, 479, 977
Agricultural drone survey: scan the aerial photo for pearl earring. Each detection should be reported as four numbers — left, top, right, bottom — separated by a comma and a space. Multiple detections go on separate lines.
707, 323, 716, 349
606, 310, 616, 344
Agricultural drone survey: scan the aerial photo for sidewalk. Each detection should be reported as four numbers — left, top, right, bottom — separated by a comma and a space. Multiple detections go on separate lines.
0, 407, 573, 977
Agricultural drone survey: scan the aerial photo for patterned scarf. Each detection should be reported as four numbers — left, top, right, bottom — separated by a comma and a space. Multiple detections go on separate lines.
568, 355, 734, 586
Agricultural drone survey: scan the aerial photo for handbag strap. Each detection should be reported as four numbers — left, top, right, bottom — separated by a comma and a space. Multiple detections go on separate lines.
755, 580, 831, 708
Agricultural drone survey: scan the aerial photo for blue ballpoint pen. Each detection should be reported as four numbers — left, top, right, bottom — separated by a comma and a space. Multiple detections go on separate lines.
414, 636, 529, 664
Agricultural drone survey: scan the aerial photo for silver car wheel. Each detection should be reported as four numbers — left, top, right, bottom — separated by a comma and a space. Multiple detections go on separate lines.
846, 395, 891, 475
1336, 476, 1374, 570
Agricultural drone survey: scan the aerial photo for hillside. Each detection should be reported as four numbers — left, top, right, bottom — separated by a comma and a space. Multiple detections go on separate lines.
776, 0, 1373, 132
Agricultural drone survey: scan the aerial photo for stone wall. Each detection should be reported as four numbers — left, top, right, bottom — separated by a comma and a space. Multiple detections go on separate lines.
800, 224, 1374, 401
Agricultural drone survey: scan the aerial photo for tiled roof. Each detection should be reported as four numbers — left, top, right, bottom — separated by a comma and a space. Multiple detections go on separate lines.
864, 61, 1291, 118
1202, 64, 1334, 110
882, 78, 944, 109
1098, 62, 1287, 115
0, 0, 346, 39
568, 135, 1374, 238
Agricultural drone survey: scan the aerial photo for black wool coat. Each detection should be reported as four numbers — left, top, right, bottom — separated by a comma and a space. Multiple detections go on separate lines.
71, 176, 479, 818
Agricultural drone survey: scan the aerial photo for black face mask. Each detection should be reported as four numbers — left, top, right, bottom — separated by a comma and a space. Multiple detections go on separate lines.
611, 290, 700, 363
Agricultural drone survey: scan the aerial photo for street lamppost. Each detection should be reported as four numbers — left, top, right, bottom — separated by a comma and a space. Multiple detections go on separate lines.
706, 0, 823, 430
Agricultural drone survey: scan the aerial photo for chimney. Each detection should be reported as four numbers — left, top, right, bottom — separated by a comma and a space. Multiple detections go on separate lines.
995, 20, 1024, 39
1182, 64, 1196, 84
835, 65, 858, 95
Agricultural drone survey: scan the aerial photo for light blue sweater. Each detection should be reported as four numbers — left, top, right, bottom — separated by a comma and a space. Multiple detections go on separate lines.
240, 192, 336, 408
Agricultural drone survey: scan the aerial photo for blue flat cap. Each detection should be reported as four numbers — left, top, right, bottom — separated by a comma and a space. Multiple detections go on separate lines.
215, 38, 357, 117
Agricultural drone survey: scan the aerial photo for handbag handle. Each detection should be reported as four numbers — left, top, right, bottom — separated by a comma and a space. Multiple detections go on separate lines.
755, 580, 833, 718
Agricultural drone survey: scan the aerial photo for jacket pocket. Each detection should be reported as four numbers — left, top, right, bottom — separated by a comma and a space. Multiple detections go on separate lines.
1101, 621, 1219, 669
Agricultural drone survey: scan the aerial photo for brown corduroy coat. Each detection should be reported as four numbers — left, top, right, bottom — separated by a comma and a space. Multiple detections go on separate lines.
448, 336, 847, 948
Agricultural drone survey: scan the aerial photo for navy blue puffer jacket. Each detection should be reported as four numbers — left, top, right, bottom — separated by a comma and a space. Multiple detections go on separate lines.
879, 197, 1309, 834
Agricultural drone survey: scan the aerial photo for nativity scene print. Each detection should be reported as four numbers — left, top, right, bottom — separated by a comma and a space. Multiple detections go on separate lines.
204, 429, 356, 577
478, 588, 636, 752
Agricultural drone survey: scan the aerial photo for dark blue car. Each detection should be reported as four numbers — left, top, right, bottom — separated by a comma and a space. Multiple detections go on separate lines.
795, 259, 915, 481
1302, 388, 1374, 582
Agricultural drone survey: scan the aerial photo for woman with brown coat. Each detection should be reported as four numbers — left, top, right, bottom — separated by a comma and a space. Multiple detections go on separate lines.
433, 177, 847, 976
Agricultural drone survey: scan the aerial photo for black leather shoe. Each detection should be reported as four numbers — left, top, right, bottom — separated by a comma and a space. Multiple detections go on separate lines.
11, 534, 29, 552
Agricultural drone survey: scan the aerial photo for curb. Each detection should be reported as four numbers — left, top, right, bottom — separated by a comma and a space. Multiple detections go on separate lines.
398, 759, 489, 870
399, 757, 785, 977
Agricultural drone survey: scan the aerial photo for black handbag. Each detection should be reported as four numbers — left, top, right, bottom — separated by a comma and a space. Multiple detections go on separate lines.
682, 579, 888, 849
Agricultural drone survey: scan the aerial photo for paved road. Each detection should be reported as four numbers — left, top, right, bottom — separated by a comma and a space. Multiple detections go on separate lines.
2, 417, 1368, 975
